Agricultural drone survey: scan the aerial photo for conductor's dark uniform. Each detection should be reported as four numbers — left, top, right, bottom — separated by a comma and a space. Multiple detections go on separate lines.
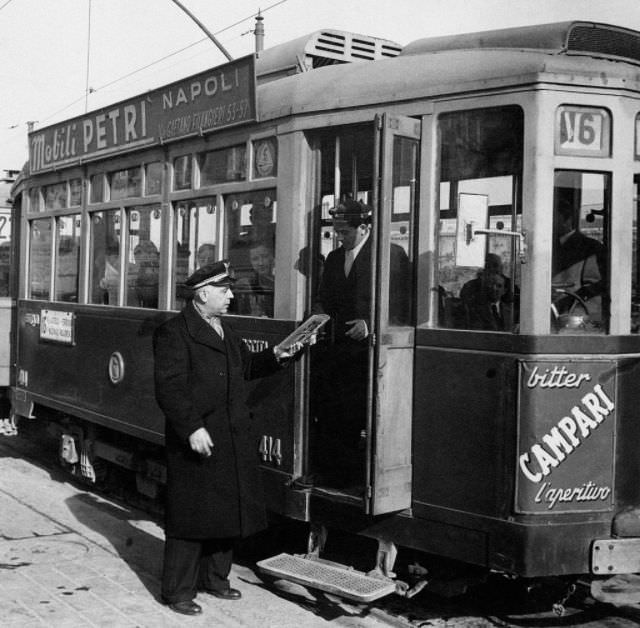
153, 263, 281, 608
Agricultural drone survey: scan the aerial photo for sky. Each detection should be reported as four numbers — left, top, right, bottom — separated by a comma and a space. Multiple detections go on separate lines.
1, 0, 639, 172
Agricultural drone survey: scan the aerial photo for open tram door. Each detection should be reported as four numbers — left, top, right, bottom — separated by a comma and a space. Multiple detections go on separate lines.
366, 113, 420, 515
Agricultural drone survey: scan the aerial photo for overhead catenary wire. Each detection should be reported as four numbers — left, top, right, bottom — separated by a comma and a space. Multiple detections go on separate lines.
36, 0, 288, 126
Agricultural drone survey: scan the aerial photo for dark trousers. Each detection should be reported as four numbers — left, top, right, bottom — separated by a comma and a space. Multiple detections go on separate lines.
161, 536, 234, 603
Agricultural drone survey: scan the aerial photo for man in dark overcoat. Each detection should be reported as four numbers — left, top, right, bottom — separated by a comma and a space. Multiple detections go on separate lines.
311, 200, 409, 487
153, 260, 299, 616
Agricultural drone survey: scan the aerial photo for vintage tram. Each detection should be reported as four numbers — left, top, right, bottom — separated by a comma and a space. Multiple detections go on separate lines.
9, 20, 640, 601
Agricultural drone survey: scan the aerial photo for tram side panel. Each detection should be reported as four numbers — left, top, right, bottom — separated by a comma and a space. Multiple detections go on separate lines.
14, 302, 299, 509
412, 338, 640, 577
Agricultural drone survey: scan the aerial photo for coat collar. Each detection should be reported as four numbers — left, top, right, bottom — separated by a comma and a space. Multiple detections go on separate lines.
183, 301, 227, 352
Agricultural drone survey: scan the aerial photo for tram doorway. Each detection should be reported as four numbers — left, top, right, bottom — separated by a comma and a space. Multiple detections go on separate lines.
307, 115, 419, 515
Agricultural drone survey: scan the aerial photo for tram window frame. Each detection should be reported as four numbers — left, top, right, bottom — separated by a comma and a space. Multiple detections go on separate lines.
28, 216, 53, 300
108, 166, 142, 201
199, 144, 247, 186
54, 213, 81, 303
88, 208, 124, 306
89, 173, 105, 204
435, 105, 524, 333
173, 196, 220, 310
551, 169, 610, 335
173, 154, 193, 191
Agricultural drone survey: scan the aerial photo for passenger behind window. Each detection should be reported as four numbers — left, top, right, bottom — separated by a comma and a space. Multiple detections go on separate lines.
132, 240, 160, 308
552, 199, 607, 331
100, 242, 120, 305
454, 254, 518, 331
196, 243, 216, 268
234, 242, 275, 317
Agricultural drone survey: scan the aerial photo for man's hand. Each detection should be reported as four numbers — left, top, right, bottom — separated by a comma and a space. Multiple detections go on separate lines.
274, 341, 304, 361
345, 319, 369, 341
189, 427, 214, 457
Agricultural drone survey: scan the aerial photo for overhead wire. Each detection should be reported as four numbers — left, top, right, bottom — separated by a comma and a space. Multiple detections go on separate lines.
38, 0, 289, 125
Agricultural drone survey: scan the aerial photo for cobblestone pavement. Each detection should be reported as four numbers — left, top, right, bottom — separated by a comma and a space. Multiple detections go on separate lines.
0, 436, 402, 627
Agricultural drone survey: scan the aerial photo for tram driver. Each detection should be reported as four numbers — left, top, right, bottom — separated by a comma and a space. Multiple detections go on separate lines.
551, 198, 607, 330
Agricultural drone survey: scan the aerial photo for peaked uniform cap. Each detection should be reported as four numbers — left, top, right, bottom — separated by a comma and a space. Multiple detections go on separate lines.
185, 260, 236, 289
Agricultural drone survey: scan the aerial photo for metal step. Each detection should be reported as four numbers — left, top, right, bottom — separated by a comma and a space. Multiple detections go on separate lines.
257, 553, 396, 603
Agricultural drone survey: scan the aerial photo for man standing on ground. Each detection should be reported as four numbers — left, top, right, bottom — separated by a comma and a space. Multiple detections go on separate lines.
153, 260, 300, 616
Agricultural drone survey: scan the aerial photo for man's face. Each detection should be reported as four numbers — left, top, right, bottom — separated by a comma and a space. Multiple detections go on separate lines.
200, 284, 234, 315
334, 221, 368, 251
483, 272, 506, 303
249, 245, 274, 275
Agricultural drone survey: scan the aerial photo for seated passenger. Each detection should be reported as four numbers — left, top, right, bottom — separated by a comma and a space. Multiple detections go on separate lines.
196, 243, 216, 268
234, 242, 275, 317
461, 267, 513, 331
132, 240, 160, 308
552, 200, 606, 327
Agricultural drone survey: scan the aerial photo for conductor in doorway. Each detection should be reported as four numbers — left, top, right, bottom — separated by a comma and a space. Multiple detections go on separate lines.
311, 200, 409, 487
153, 260, 301, 616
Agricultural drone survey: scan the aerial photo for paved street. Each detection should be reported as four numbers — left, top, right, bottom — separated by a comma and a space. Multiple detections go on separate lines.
0, 434, 402, 627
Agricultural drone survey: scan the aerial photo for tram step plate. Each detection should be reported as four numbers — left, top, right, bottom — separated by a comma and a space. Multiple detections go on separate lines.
592, 538, 640, 574
257, 553, 396, 603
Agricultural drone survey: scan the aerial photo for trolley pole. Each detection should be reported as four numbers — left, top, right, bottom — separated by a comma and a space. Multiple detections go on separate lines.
170, 0, 233, 61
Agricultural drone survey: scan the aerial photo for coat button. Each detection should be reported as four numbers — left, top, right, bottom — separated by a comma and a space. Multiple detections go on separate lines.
218, 371, 225, 376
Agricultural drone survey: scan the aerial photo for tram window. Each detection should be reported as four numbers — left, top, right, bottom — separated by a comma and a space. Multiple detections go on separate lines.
89, 174, 105, 204
200, 145, 246, 185
252, 138, 278, 179
28, 218, 52, 300
0, 211, 10, 297
551, 171, 609, 334
125, 205, 161, 308
89, 210, 122, 305
173, 155, 192, 190
388, 135, 416, 326
55, 214, 81, 303
69, 179, 82, 206
633, 175, 640, 333
225, 189, 276, 317
436, 106, 523, 332
43, 182, 67, 210
28, 187, 41, 212
173, 196, 218, 309
144, 162, 163, 196
109, 167, 141, 200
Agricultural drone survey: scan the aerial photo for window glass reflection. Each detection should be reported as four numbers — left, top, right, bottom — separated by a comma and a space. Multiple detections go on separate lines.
55, 214, 81, 302
29, 218, 52, 299
436, 106, 523, 332
126, 206, 161, 308
90, 210, 121, 305
551, 170, 609, 334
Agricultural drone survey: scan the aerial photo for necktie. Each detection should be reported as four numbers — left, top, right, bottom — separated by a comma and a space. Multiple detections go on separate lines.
211, 317, 224, 339
344, 249, 354, 277
491, 303, 503, 328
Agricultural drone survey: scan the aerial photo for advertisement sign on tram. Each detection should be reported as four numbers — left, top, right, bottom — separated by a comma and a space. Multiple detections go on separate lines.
516, 360, 616, 514
29, 55, 257, 174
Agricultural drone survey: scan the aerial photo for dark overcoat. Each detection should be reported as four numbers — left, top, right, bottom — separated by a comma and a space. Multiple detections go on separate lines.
153, 302, 280, 539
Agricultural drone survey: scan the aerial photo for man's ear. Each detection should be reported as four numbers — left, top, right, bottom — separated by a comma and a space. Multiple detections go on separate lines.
197, 289, 207, 303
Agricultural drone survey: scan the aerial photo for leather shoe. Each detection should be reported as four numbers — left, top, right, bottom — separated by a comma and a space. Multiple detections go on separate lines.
203, 587, 242, 600
167, 600, 202, 615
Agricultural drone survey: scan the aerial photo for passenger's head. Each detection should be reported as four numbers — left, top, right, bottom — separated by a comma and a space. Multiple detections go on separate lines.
554, 198, 576, 236
134, 240, 159, 262
196, 243, 216, 268
249, 242, 274, 276
330, 200, 372, 251
482, 271, 506, 303
484, 253, 503, 275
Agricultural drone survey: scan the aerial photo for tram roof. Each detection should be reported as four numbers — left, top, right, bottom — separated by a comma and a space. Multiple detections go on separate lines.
257, 22, 640, 122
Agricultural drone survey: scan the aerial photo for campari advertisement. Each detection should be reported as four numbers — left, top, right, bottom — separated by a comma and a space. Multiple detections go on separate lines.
516, 360, 616, 514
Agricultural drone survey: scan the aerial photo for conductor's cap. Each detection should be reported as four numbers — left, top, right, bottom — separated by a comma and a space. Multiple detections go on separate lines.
185, 260, 236, 290
329, 199, 372, 227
